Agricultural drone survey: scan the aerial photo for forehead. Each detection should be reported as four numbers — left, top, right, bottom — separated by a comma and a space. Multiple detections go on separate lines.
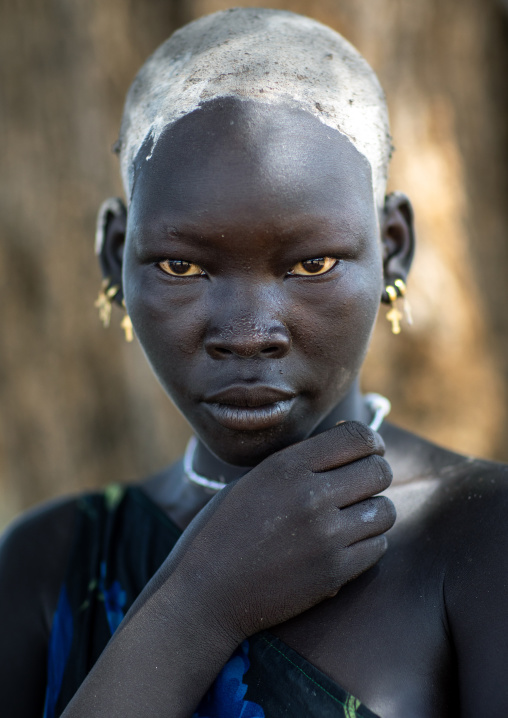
129, 98, 377, 237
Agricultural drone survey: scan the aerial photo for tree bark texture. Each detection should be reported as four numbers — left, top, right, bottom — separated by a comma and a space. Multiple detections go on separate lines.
1, 0, 507, 528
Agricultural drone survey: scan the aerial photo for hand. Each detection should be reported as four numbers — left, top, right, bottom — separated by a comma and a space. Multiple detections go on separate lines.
169, 421, 396, 641
58, 421, 395, 718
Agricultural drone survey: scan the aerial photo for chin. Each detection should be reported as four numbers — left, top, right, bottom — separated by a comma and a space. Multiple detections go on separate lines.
196, 419, 314, 467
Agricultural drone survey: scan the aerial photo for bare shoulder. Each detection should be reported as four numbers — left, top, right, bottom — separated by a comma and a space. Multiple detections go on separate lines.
383, 421, 508, 548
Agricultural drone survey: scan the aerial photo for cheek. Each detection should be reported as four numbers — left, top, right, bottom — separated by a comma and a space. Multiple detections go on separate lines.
288, 263, 382, 378
122, 257, 205, 370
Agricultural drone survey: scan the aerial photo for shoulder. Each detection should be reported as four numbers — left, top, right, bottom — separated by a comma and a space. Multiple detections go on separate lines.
383, 420, 508, 506
435, 456, 508, 576
385, 420, 508, 582
383, 422, 508, 565
0, 495, 79, 630
0, 496, 80, 715
0, 494, 79, 555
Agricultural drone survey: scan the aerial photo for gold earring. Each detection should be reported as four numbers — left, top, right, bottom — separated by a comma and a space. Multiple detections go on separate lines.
385, 285, 403, 335
121, 314, 133, 342
120, 299, 133, 342
95, 279, 119, 328
394, 279, 413, 325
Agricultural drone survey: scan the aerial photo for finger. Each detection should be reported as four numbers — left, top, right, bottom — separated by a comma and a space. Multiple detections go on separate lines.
340, 534, 389, 583
319, 455, 393, 509
283, 421, 385, 473
333, 496, 396, 546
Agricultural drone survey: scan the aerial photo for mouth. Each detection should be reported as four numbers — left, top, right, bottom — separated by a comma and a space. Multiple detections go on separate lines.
202, 385, 297, 431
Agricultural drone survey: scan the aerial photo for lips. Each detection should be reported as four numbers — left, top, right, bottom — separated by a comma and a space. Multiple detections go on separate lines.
204, 385, 295, 407
202, 385, 296, 430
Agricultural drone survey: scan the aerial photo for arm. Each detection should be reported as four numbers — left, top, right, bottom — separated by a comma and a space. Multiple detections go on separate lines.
444, 467, 508, 717
0, 422, 395, 718
63, 421, 395, 718
62, 545, 241, 717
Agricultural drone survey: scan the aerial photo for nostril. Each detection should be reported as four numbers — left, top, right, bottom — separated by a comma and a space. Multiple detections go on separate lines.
261, 346, 281, 356
205, 324, 291, 359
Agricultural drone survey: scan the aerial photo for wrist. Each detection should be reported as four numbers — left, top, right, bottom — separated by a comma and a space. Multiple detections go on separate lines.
156, 564, 245, 659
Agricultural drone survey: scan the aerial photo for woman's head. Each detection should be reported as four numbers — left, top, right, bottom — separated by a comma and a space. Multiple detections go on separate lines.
97, 9, 414, 465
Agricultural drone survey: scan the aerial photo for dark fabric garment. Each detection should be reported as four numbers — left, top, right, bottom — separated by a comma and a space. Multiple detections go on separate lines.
43, 485, 379, 718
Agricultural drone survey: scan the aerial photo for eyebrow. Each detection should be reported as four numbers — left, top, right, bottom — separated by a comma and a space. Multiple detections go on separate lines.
140, 209, 370, 251
164, 214, 346, 237
158, 226, 214, 247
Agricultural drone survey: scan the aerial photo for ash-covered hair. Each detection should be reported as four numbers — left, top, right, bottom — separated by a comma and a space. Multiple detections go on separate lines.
117, 8, 392, 207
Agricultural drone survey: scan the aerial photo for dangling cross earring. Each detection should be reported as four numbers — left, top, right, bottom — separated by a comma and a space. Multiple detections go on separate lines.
95, 280, 133, 342
394, 279, 413, 325
385, 285, 403, 335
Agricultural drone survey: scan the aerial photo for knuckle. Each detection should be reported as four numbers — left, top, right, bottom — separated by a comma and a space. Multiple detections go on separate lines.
297, 486, 319, 514
368, 455, 393, 491
358, 496, 395, 530
268, 450, 299, 479
315, 524, 334, 554
357, 497, 379, 525
342, 420, 380, 454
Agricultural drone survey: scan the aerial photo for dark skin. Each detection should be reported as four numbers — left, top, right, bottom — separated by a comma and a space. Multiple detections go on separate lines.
2, 98, 508, 718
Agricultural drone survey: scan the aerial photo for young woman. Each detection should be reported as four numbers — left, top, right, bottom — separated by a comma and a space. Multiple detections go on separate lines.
2, 9, 508, 718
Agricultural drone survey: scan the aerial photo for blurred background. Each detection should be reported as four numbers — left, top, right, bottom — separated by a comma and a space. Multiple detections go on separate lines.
1, 0, 508, 530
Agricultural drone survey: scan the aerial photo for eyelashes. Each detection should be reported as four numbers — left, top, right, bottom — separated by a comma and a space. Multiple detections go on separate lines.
158, 260, 205, 277
287, 257, 338, 276
157, 256, 339, 278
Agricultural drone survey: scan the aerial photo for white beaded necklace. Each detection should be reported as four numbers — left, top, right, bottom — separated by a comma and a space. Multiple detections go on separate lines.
183, 392, 391, 492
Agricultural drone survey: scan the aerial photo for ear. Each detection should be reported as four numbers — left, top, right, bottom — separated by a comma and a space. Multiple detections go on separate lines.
95, 197, 127, 305
380, 191, 415, 302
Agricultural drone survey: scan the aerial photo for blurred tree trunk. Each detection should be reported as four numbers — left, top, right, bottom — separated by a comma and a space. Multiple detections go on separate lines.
0, 0, 194, 527
1, 0, 508, 529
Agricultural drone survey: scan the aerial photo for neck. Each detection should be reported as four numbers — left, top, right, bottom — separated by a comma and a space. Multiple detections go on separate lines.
311, 378, 369, 434
192, 379, 368, 485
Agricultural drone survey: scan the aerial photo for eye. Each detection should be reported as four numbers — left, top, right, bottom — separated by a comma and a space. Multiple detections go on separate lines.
288, 257, 338, 276
158, 260, 205, 277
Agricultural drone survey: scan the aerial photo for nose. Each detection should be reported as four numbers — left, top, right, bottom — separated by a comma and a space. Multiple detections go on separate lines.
205, 315, 291, 359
